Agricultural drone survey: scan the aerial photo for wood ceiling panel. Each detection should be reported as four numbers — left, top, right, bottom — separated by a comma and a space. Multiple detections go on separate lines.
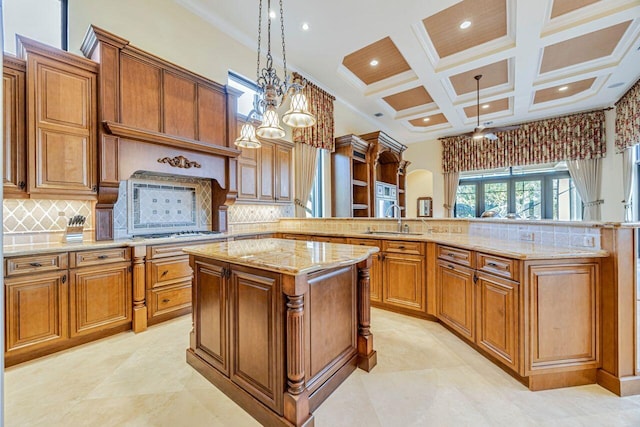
533, 77, 596, 104
342, 37, 412, 85
409, 113, 448, 127
422, 0, 507, 58
450, 60, 509, 96
550, 0, 600, 19
464, 97, 510, 118
540, 21, 631, 73
383, 86, 434, 111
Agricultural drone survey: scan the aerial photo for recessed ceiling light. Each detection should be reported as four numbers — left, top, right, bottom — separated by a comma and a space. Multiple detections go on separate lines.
482, 104, 490, 109
460, 20, 471, 29
422, 117, 430, 122
608, 82, 625, 89
558, 85, 569, 92
369, 59, 379, 66
269, 10, 276, 19
301, 22, 309, 31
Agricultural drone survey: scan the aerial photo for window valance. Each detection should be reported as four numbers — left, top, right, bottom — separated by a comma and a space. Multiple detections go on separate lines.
615, 78, 640, 151
441, 110, 606, 173
292, 72, 336, 152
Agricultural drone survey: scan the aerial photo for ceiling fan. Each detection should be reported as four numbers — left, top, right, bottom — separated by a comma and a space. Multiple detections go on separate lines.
462, 74, 519, 141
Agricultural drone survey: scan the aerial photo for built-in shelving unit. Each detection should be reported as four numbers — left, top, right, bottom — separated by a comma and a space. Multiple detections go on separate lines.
331, 134, 371, 217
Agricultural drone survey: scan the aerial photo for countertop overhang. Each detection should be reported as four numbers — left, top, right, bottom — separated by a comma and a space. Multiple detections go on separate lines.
183, 238, 379, 276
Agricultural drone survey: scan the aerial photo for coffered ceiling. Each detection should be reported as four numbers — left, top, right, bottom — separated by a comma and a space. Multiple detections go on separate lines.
177, 0, 640, 144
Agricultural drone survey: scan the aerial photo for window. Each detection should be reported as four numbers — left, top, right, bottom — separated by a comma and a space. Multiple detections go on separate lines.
308, 149, 325, 218
454, 164, 582, 220
4, 0, 67, 53
227, 71, 262, 120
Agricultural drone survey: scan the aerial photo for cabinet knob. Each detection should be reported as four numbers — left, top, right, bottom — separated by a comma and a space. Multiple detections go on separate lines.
447, 264, 455, 270
61, 274, 67, 284
29, 262, 42, 267
487, 262, 497, 267
473, 274, 479, 284
161, 270, 169, 277
398, 245, 405, 249
162, 298, 170, 303
18, 181, 26, 190
97, 255, 109, 259
92, 185, 98, 192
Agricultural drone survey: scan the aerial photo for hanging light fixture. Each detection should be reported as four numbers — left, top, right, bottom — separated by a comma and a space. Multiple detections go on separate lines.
234, 0, 316, 148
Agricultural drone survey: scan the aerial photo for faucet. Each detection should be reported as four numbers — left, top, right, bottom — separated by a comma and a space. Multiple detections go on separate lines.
384, 203, 403, 232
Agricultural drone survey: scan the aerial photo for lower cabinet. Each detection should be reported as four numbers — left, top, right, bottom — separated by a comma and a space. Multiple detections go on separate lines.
192, 258, 283, 412
4, 247, 132, 366
69, 262, 132, 337
5, 270, 69, 358
436, 260, 475, 341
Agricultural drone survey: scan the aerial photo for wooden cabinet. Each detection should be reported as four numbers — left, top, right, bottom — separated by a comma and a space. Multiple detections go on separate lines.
436, 260, 475, 341
237, 137, 293, 204
69, 261, 131, 338
19, 36, 98, 197
145, 239, 222, 324
475, 272, 518, 371
5, 269, 69, 362
331, 134, 371, 217
3, 56, 27, 196
191, 258, 283, 412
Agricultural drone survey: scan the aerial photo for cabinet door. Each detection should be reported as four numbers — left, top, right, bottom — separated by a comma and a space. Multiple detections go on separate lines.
192, 259, 229, 376
237, 145, 259, 200
476, 272, 518, 371
5, 271, 69, 354
436, 260, 475, 341
259, 140, 275, 201
370, 252, 383, 303
383, 252, 425, 313
229, 266, 283, 413
69, 263, 132, 337
275, 144, 292, 202
26, 53, 97, 196
3, 59, 27, 196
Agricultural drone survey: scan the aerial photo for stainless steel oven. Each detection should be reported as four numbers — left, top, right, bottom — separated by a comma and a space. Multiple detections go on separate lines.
375, 181, 397, 218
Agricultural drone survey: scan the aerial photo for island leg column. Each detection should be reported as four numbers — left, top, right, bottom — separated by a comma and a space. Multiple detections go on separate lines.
282, 276, 312, 427
357, 256, 377, 371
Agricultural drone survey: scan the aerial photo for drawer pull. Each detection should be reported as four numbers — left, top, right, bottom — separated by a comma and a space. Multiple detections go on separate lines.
448, 264, 455, 270
487, 262, 498, 267
97, 255, 109, 259
398, 245, 405, 249
447, 252, 456, 257
162, 298, 170, 303
161, 270, 169, 277
61, 274, 67, 284
29, 262, 42, 267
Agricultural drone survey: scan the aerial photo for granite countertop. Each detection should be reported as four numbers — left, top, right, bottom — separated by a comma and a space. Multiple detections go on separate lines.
183, 238, 379, 275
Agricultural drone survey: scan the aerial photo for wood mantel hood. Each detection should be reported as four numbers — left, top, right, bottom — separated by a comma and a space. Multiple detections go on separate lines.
80, 25, 242, 239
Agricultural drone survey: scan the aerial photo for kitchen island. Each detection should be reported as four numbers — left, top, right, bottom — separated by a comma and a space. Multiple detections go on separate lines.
183, 238, 379, 427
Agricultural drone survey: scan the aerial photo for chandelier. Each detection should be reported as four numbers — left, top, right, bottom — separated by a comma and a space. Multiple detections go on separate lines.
234, 0, 316, 148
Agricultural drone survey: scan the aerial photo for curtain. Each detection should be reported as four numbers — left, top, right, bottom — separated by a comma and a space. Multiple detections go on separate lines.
294, 143, 318, 217
441, 110, 606, 173
443, 172, 460, 218
622, 147, 635, 222
615, 78, 640, 151
291, 72, 336, 151
567, 158, 602, 221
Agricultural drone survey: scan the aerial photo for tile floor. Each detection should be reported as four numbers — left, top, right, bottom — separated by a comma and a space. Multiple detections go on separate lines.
5, 308, 640, 427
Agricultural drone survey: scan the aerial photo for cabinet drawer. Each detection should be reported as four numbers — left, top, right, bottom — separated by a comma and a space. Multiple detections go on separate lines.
477, 253, 518, 280
148, 281, 192, 318
437, 245, 473, 268
71, 247, 130, 268
347, 238, 381, 248
147, 239, 219, 259
148, 256, 192, 288
383, 240, 424, 255
280, 233, 307, 241
5, 253, 68, 276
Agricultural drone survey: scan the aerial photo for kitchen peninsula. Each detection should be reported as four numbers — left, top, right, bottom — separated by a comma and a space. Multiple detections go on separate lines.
183, 238, 379, 427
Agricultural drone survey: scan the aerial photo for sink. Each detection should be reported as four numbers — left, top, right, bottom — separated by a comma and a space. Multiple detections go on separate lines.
363, 231, 423, 236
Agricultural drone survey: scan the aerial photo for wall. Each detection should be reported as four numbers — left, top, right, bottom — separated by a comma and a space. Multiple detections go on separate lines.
405, 169, 433, 219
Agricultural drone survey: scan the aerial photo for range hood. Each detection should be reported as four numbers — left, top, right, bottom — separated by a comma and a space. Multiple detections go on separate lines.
81, 26, 241, 240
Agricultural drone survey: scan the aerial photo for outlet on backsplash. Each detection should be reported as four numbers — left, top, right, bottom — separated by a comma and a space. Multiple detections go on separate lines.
582, 236, 595, 247
520, 231, 535, 241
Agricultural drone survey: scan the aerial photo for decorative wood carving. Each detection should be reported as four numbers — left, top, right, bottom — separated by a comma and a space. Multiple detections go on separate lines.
132, 246, 147, 333
356, 257, 377, 371
157, 155, 201, 169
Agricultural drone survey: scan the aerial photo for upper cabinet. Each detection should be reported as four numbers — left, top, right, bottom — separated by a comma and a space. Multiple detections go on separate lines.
18, 36, 98, 198
3, 56, 27, 197
331, 134, 371, 217
236, 122, 293, 205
